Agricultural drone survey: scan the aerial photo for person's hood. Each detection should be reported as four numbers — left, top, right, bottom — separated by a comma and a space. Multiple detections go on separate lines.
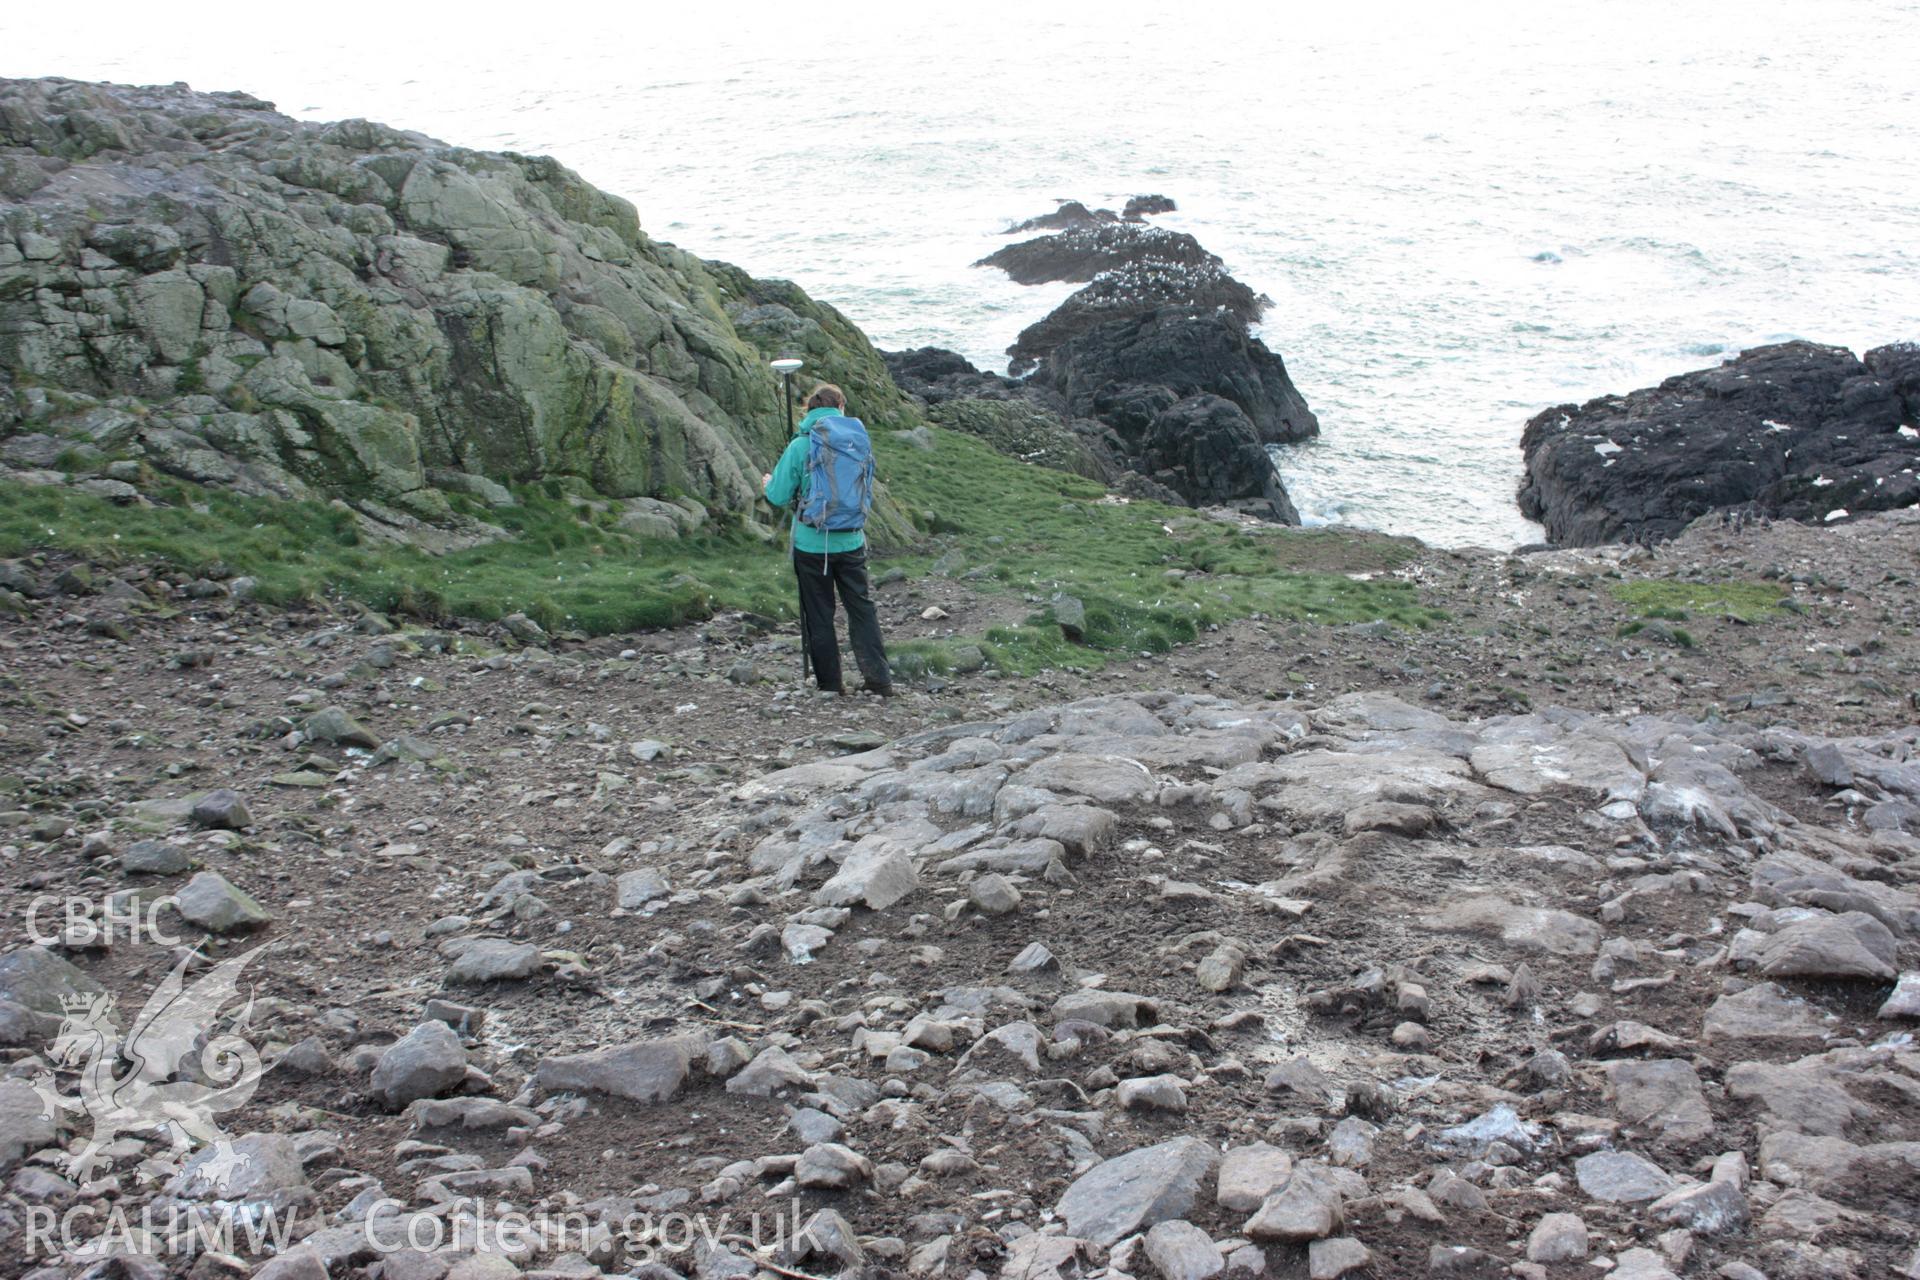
794, 405, 843, 436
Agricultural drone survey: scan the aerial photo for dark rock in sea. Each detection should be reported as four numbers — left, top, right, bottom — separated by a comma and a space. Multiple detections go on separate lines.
908, 196, 1315, 524
1124, 194, 1178, 221
1518, 341, 1920, 546
1008, 260, 1266, 375
1034, 306, 1319, 448
977, 222, 1219, 287
1005, 201, 1120, 234
882, 343, 1297, 520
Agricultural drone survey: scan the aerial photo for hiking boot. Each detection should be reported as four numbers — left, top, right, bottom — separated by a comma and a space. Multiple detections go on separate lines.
864, 683, 895, 698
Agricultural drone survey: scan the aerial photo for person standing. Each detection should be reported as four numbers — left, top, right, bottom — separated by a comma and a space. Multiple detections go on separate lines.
762, 383, 894, 696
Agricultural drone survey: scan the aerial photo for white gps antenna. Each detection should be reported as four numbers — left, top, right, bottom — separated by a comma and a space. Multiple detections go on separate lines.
771, 357, 805, 433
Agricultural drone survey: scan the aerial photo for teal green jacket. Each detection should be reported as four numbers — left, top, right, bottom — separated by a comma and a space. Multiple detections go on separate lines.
763, 406, 868, 554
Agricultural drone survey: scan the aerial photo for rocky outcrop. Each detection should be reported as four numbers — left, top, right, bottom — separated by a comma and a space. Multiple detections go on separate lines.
880, 347, 1124, 482
1518, 341, 1920, 546
976, 222, 1220, 287
1006, 261, 1265, 376
882, 345, 1025, 406
1003, 195, 1177, 235
1032, 306, 1317, 447
903, 199, 1316, 522
1130, 392, 1300, 521
927, 398, 1122, 483
0, 77, 917, 546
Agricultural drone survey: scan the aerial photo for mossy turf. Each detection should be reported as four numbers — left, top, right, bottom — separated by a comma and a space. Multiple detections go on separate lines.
1610, 579, 1790, 623
0, 426, 1444, 673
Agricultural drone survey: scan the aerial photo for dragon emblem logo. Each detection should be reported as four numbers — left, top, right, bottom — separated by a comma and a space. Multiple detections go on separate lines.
30, 945, 268, 1191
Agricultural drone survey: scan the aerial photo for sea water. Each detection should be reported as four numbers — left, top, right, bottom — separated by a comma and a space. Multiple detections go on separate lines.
6, 0, 1916, 547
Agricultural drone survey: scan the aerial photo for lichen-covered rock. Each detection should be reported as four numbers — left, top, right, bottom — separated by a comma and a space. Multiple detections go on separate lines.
0, 77, 917, 548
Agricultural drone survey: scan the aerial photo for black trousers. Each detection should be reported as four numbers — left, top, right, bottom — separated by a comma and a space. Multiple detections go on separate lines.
794, 546, 891, 692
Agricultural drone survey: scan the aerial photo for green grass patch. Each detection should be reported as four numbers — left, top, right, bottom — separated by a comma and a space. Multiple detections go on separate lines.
871, 429, 1445, 672
0, 425, 1447, 670
1610, 579, 1790, 623
0, 479, 795, 634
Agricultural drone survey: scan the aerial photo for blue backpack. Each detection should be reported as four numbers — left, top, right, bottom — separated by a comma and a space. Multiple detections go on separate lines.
798, 414, 875, 532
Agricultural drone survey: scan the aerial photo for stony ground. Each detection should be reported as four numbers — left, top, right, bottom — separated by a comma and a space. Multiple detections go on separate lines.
0, 510, 1917, 1280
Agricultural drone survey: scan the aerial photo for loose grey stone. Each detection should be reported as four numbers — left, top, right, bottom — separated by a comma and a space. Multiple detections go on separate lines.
1009, 941, 1058, 973
1602, 1059, 1713, 1145
1526, 1212, 1589, 1262
0, 1079, 57, 1172
1423, 895, 1603, 955
1263, 1056, 1334, 1106
303, 707, 380, 749
968, 873, 1022, 915
1881, 972, 1920, 1019
1574, 1151, 1677, 1203
275, 1036, 335, 1077
370, 1021, 467, 1110
1011, 804, 1120, 855
1143, 1220, 1223, 1280
121, 839, 191, 874
1118, 1074, 1189, 1112
794, 1142, 872, 1189
1053, 593, 1086, 642
0, 945, 106, 1021
1055, 1136, 1221, 1247
1611, 1247, 1681, 1280
535, 1034, 706, 1103
788, 1108, 844, 1145
1756, 910, 1898, 981
1306, 1237, 1370, 1280
789, 1207, 864, 1270
1053, 989, 1156, 1029
1804, 744, 1854, 787
406, 1097, 541, 1132
961, 1020, 1043, 1074
189, 789, 252, 830
445, 938, 540, 984
726, 1046, 815, 1097
1702, 981, 1834, 1043
1245, 1175, 1343, 1242
615, 867, 671, 909
1216, 1143, 1294, 1214
814, 847, 918, 910
174, 870, 271, 933
1648, 1179, 1750, 1235
168, 1132, 308, 1199
1017, 753, 1158, 805
1224, 1244, 1266, 1278
1326, 1117, 1376, 1168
